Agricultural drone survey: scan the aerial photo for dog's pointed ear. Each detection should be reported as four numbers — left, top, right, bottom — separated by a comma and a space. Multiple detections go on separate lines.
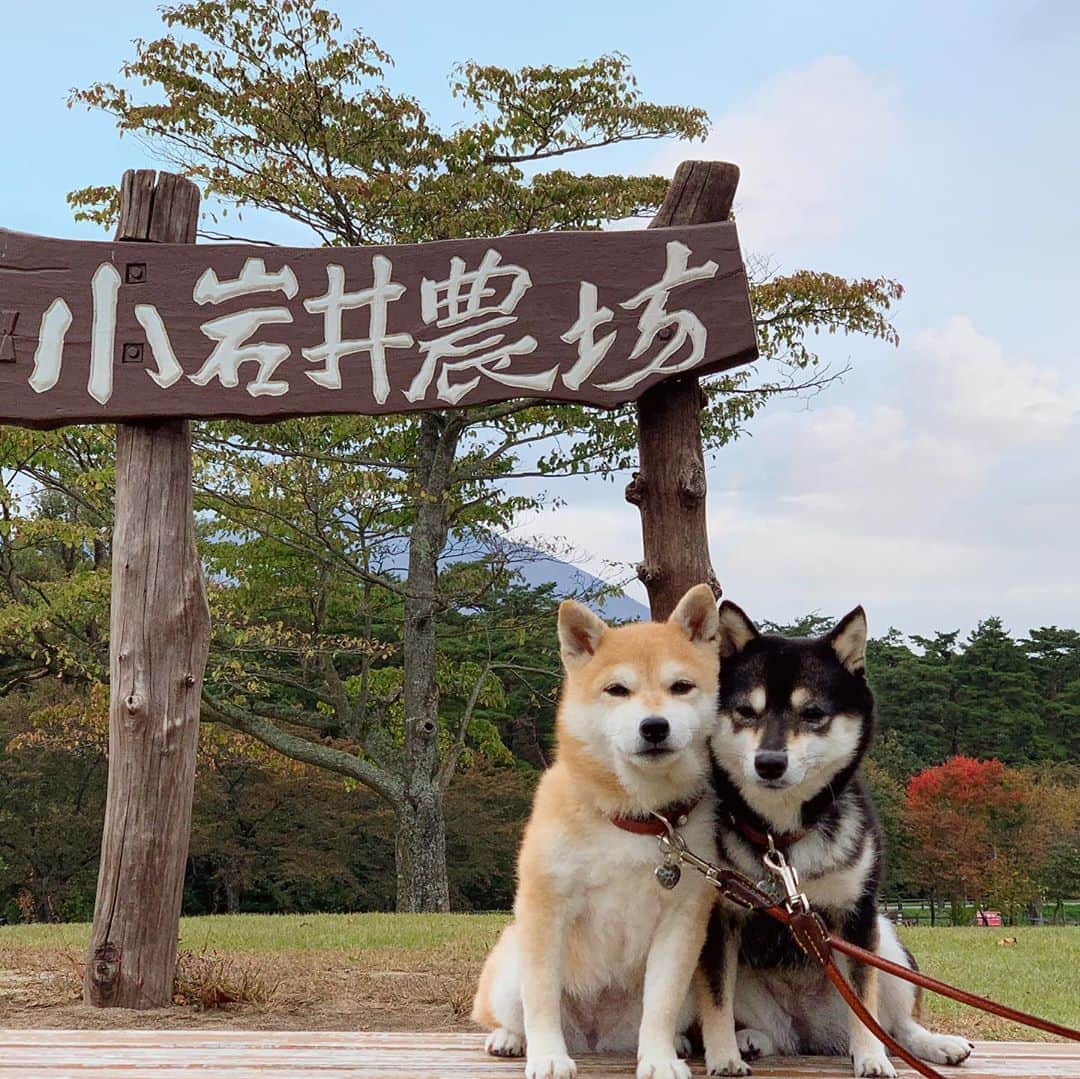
829, 606, 868, 674
669, 584, 720, 645
558, 600, 607, 671
717, 600, 759, 658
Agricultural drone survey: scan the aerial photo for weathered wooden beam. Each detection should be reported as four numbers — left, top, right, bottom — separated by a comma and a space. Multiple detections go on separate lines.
84, 170, 211, 1009
116, 169, 199, 244
627, 161, 744, 619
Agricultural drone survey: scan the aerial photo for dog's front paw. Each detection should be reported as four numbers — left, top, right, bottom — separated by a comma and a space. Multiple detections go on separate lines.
706, 1053, 752, 1076
485, 1027, 525, 1057
736, 1028, 775, 1060
919, 1034, 974, 1066
637, 1055, 692, 1079
852, 1052, 897, 1078
525, 1053, 577, 1079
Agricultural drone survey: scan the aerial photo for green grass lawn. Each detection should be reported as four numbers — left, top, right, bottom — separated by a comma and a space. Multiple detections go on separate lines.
896, 926, 1079, 1036
0, 911, 510, 955
1, 915, 1076, 1039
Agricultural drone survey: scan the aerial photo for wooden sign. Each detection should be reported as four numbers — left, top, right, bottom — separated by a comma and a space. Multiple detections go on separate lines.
0, 222, 757, 428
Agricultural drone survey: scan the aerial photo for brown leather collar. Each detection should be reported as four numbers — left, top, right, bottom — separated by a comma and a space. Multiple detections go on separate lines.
610, 795, 701, 836
729, 813, 807, 851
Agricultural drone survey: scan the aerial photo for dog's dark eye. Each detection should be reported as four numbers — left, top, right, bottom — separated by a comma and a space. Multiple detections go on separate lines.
669, 680, 695, 695
604, 683, 631, 697
800, 706, 828, 724
734, 704, 758, 721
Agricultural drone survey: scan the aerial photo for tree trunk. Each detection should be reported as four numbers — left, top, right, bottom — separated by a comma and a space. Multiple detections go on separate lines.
951, 897, 964, 927
395, 787, 451, 913
397, 412, 460, 912
510, 715, 548, 770
626, 161, 742, 619
85, 171, 210, 1008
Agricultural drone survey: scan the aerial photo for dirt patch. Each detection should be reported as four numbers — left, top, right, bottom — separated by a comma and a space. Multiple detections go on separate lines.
0, 945, 480, 1032
0, 943, 1028, 1042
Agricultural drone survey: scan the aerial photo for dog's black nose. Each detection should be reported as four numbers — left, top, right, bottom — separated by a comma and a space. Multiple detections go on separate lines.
639, 717, 670, 744
754, 750, 788, 780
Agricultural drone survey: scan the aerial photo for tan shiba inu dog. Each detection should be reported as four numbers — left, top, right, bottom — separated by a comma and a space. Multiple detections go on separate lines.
472, 584, 722, 1079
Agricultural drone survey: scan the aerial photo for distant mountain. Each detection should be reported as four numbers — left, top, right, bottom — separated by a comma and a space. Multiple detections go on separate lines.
440, 533, 649, 622
210, 521, 649, 621
510, 544, 649, 623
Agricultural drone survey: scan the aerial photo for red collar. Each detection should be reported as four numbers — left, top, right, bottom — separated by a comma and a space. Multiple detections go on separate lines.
610, 795, 702, 836
729, 813, 807, 851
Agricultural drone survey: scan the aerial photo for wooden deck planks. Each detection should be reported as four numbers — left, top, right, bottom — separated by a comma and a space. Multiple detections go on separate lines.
0, 1031, 1074, 1079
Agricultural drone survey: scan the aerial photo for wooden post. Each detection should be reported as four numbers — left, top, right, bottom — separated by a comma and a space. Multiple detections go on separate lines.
626, 161, 741, 619
84, 170, 211, 1009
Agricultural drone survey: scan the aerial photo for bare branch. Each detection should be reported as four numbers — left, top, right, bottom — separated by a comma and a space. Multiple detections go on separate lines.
202, 691, 403, 804
437, 661, 492, 793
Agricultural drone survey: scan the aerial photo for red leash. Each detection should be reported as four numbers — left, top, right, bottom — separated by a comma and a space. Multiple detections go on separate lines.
651, 819, 1080, 1079
829, 935, 1080, 1042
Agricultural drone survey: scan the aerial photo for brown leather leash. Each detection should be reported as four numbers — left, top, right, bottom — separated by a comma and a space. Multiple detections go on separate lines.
650, 818, 1080, 1079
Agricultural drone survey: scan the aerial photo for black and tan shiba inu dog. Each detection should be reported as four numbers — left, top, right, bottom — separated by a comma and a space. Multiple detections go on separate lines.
697, 602, 972, 1078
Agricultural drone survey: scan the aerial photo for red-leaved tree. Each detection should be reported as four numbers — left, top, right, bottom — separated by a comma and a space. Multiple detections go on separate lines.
905, 756, 1028, 923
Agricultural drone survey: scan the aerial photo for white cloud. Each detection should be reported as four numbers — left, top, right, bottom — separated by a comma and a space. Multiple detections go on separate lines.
766, 316, 1080, 522
514, 316, 1080, 634
912, 316, 1080, 442
657, 56, 902, 253
712, 318, 1080, 628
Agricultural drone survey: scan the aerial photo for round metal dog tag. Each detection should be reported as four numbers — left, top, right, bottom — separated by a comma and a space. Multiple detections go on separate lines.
655, 862, 682, 889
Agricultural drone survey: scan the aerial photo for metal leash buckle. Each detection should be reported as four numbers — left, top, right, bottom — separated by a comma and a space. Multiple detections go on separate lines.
652, 812, 687, 890
762, 835, 810, 915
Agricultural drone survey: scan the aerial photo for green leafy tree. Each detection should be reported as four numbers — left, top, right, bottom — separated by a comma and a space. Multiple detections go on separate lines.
954, 618, 1047, 763
1035, 837, 1080, 923
193, 422, 566, 909
758, 613, 835, 637
0, 683, 109, 922
1023, 627, 1080, 763
0, 437, 113, 685
1, 0, 906, 910
873, 629, 964, 767
861, 755, 911, 896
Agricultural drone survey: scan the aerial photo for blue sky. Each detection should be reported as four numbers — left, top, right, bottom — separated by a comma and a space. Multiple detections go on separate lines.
3, 1, 1079, 635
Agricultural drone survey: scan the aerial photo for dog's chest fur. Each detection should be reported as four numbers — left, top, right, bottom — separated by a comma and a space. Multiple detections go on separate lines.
553, 803, 716, 996
718, 782, 882, 967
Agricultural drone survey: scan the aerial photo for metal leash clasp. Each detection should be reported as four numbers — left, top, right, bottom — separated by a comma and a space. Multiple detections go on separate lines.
653, 812, 688, 857
652, 812, 687, 889
762, 835, 810, 915
652, 812, 726, 892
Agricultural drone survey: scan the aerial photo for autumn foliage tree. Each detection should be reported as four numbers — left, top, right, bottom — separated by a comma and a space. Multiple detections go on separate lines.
0, 680, 539, 920
1012, 765, 1080, 923
905, 756, 1029, 922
